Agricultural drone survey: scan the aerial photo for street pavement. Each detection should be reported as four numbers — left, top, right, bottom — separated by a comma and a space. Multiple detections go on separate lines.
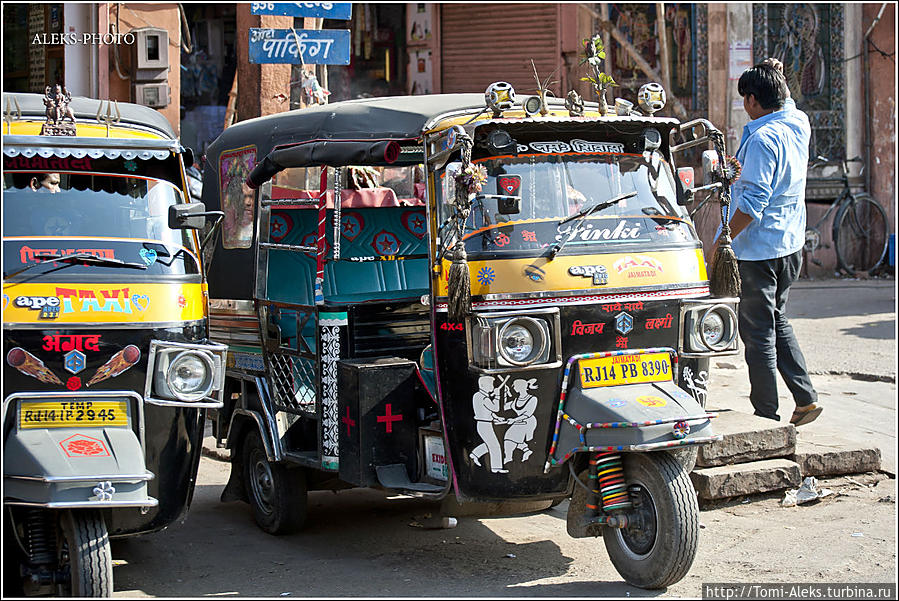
705, 276, 897, 474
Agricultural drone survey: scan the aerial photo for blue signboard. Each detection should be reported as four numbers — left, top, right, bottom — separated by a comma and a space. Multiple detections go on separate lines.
248, 28, 351, 65
250, 3, 352, 20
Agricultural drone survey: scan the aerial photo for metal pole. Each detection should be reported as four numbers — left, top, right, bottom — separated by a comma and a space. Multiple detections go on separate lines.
862, 3, 887, 194
656, 4, 672, 95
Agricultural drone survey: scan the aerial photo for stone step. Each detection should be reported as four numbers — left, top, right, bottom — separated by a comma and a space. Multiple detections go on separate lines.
699, 408, 796, 467
690, 458, 801, 502
791, 432, 883, 477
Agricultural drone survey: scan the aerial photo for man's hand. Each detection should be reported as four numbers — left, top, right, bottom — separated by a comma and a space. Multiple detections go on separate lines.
714, 208, 755, 252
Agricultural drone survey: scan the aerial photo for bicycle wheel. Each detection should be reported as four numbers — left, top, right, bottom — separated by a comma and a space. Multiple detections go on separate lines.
833, 194, 888, 275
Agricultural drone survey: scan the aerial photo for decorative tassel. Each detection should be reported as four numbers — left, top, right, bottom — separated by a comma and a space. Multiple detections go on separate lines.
447, 242, 470, 322
710, 229, 741, 298
709, 131, 742, 298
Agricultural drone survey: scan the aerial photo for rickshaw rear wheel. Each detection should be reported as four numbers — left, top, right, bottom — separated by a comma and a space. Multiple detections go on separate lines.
602, 452, 698, 589
58, 509, 113, 597
242, 430, 308, 535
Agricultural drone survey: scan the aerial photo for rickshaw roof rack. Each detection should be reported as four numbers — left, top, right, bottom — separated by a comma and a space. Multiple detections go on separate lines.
3, 92, 176, 139
207, 94, 490, 160
206, 94, 680, 174
485, 114, 680, 127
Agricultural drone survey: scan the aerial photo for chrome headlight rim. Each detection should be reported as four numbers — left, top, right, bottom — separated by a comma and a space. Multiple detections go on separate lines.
699, 304, 738, 352
164, 350, 215, 402
496, 317, 549, 367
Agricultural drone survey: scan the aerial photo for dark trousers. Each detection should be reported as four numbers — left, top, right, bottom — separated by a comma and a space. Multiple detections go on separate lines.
737, 250, 817, 420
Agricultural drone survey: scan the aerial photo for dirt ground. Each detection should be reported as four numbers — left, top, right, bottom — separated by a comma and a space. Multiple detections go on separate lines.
111, 457, 896, 598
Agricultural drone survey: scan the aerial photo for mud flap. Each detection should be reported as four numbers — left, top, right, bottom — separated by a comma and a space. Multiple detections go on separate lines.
551, 380, 714, 466
4, 427, 153, 506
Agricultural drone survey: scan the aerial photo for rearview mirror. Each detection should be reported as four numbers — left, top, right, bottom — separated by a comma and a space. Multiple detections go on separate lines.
169, 202, 208, 229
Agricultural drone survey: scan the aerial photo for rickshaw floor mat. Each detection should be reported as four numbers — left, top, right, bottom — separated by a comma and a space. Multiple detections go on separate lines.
376, 464, 444, 492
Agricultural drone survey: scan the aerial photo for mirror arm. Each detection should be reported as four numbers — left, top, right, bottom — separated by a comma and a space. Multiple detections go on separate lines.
199, 213, 224, 249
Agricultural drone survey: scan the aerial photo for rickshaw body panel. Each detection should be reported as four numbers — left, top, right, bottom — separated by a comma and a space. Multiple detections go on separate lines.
2, 322, 211, 535
199, 93, 731, 506
3, 92, 222, 538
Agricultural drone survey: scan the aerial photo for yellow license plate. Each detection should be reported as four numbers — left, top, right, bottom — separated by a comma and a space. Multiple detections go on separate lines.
579, 352, 672, 388
19, 401, 129, 429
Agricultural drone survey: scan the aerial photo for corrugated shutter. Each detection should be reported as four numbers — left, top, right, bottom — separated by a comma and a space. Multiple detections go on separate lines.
441, 4, 560, 94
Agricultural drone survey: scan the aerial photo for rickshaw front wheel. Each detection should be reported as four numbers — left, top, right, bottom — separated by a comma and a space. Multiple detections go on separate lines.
242, 430, 308, 535
58, 509, 113, 597
602, 452, 698, 589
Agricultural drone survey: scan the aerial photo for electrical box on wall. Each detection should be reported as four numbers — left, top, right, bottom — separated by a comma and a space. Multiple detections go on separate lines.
134, 83, 171, 108
131, 27, 169, 82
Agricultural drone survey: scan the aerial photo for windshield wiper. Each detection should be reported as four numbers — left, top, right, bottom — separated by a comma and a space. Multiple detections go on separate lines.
5, 253, 148, 279
641, 206, 682, 225
549, 191, 638, 259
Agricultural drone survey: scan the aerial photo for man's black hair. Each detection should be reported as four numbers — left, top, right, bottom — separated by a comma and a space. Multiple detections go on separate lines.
737, 62, 789, 109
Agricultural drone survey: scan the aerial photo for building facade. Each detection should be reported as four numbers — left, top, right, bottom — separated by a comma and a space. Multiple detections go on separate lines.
4, 3, 893, 276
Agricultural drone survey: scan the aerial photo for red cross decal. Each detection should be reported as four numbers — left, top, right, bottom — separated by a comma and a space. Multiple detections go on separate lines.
342, 406, 356, 436
376, 403, 403, 433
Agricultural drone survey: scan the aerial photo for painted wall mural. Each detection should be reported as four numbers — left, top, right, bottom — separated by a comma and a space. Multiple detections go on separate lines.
607, 3, 705, 115
754, 4, 845, 160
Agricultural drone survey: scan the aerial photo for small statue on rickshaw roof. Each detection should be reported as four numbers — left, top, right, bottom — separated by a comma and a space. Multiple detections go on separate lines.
41, 84, 77, 135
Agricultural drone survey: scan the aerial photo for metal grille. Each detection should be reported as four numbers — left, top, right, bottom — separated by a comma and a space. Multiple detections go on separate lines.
440, 4, 559, 94
268, 352, 317, 414
350, 303, 430, 361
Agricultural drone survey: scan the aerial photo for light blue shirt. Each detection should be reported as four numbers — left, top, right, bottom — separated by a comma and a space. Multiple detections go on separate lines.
728, 98, 811, 261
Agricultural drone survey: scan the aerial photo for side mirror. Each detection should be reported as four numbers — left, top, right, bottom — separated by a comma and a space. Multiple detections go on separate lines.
676, 167, 695, 206
169, 202, 208, 229
701, 150, 719, 185
496, 175, 521, 215
182, 147, 195, 168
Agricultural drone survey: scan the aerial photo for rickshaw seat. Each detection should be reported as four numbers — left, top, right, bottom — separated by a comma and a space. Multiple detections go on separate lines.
323, 258, 429, 303
265, 205, 429, 304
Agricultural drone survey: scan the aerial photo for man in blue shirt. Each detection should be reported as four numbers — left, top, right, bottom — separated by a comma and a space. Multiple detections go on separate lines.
717, 59, 820, 426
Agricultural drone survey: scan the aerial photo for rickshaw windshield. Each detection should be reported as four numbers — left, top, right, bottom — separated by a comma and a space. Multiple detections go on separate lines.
2, 171, 200, 275
437, 152, 696, 255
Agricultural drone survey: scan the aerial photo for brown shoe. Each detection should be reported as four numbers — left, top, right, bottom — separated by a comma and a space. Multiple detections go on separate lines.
790, 403, 822, 426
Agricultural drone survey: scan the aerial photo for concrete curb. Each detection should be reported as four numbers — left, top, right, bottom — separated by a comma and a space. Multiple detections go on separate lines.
201, 436, 231, 462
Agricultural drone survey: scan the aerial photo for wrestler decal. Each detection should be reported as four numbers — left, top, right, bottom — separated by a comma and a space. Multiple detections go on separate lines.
469, 375, 539, 473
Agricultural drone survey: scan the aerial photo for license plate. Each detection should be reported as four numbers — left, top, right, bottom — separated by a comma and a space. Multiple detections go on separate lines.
19, 400, 129, 429
579, 352, 672, 388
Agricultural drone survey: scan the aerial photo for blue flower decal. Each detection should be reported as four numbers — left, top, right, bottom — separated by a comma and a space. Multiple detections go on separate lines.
124, 159, 138, 172
477, 266, 496, 286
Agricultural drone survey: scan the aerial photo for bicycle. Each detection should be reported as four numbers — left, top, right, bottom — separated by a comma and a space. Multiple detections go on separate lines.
804, 156, 888, 276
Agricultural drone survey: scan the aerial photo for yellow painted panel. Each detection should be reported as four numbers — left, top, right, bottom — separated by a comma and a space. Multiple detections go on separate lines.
2, 282, 206, 324
436, 248, 707, 296
5, 120, 166, 140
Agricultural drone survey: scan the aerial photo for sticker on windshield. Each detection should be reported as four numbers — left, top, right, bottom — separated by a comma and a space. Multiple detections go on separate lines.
517, 140, 625, 154
18, 245, 116, 264
138, 248, 157, 266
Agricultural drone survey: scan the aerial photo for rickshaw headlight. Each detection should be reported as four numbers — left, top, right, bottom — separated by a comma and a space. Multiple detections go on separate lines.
684, 303, 738, 353
164, 351, 215, 402
499, 321, 538, 365
700, 311, 725, 347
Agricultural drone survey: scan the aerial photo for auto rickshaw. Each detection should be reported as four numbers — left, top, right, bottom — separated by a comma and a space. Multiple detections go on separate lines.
2, 89, 226, 596
201, 80, 739, 588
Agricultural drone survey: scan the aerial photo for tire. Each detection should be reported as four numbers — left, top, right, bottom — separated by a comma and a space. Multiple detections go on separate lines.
242, 430, 308, 535
58, 509, 113, 597
602, 452, 699, 589
834, 194, 888, 276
